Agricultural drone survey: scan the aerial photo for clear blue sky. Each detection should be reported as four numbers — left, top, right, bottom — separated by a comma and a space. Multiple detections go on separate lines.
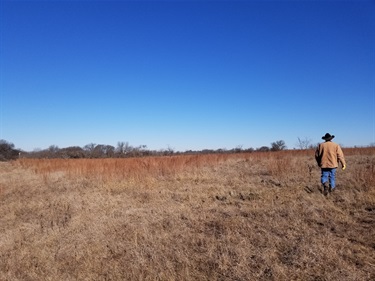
1, 0, 374, 152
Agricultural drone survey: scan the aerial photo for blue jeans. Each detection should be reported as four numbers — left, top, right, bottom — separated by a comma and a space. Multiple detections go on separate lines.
321, 168, 337, 189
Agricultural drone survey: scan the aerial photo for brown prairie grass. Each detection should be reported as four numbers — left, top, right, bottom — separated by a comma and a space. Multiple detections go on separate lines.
1, 149, 375, 280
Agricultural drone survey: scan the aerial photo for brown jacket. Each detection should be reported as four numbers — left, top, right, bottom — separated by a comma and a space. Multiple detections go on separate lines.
315, 141, 346, 168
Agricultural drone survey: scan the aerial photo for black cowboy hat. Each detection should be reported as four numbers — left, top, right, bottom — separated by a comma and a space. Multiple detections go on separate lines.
322, 133, 335, 141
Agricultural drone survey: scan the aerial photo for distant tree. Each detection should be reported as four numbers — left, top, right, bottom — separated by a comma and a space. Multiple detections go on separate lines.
92, 145, 105, 158
116, 141, 125, 154
296, 137, 312, 150
216, 148, 227, 154
61, 146, 85, 159
27, 148, 44, 159
116, 141, 133, 156
46, 145, 60, 157
271, 140, 287, 151
0, 139, 19, 161
134, 145, 148, 157
104, 145, 115, 157
90, 144, 115, 158
84, 143, 96, 158
244, 147, 254, 153
233, 145, 243, 153
166, 145, 174, 155
257, 146, 270, 152
201, 149, 214, 154
48, 145, 59, 153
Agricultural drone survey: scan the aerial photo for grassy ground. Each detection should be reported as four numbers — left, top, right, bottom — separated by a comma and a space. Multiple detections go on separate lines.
0, 149, 374, 280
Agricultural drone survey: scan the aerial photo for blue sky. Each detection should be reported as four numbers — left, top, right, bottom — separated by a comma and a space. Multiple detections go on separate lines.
1, 0, 374, 152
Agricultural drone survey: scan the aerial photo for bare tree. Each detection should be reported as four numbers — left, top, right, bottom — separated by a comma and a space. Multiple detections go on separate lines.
271, 140, 287, 151
116, 141, 125, 155
296, 137, 312, 150
84, 143, 96, 158
233, 145, 243, 153
116, 141, 132, 156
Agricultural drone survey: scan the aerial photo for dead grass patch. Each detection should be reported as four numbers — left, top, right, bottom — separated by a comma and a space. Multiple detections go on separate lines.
1, 149, 375, 280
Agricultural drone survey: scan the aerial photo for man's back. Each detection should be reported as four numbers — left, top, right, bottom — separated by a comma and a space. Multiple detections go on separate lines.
315, 141, 346, 168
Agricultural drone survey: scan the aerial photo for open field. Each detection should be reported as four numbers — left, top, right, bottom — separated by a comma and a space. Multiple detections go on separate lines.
1, 149, 374, 280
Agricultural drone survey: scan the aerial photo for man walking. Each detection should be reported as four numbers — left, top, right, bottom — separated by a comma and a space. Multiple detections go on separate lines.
315, 133, 346, 196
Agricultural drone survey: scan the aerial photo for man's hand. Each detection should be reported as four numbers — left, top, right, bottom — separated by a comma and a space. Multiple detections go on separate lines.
342, 165, 346, 170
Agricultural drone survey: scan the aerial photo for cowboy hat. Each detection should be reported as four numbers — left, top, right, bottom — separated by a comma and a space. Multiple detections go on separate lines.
322, 133, 335, 141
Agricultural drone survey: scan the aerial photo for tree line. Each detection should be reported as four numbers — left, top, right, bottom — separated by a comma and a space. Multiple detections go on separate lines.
0, 139, 295, 161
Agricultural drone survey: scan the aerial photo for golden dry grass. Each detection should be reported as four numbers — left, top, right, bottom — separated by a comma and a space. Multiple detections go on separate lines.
1, 149, 374, 280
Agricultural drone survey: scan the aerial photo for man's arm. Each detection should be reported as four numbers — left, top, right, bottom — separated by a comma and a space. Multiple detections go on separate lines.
337, 145, 346, 168
315, 145, 321, 166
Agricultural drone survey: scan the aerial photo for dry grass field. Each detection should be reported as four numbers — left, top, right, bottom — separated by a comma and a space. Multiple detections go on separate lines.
1, 149, 374, 280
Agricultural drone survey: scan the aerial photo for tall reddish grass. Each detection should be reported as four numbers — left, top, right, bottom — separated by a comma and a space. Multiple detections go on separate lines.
16, 153, 253, 183
16, 148, 375, 187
